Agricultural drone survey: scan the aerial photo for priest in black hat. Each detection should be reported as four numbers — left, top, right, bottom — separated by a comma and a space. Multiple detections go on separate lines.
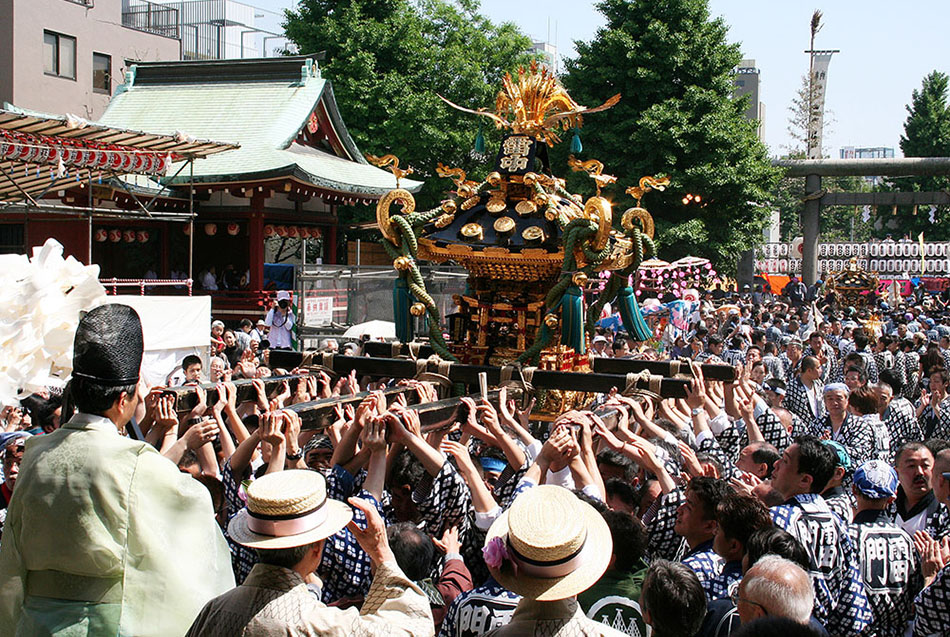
0, 304, 234, 636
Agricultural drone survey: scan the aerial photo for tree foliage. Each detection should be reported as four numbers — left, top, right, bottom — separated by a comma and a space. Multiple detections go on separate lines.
282, 0, 535, 216
876, 71, 950, 240
558, 0, 779, 270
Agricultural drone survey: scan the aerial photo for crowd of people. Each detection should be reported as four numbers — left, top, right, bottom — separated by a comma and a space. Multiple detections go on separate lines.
1, 281, 950, 636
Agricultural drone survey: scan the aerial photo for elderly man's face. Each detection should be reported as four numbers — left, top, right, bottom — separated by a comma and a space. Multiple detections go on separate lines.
209, 359, 226, 382
897, 448, 934, 501
824, 389, 848, 415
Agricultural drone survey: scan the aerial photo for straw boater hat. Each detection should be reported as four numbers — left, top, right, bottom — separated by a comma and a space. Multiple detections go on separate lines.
484, 485, 611, 601
228, 470, 352, 549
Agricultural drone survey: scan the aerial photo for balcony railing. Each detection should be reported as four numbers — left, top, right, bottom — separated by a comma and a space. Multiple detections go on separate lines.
122, 0, 181, 39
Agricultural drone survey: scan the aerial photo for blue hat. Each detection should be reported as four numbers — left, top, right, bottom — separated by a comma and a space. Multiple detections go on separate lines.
853, 460, 898, 499
480, 456, 507, 474
823, 440, 851, 471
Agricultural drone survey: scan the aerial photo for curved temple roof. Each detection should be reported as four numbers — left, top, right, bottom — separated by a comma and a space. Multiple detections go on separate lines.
99, 55, 422, 197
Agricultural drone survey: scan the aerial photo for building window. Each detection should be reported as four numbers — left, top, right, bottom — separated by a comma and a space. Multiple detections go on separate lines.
93, 53, 111, 94
43, 31, 76, 79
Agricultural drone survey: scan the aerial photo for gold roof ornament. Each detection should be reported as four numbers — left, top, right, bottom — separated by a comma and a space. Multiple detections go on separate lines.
367, 154, 414, 188
438, 61, 620, 145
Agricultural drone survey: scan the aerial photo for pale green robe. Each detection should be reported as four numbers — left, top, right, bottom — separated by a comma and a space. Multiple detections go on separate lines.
0, 413, 235, 636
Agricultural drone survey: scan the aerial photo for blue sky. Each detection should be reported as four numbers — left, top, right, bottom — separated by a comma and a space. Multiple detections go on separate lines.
253, 0, 950, 158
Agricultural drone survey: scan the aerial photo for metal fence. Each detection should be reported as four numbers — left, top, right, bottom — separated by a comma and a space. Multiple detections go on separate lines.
122, 0, 181, 39
297, 265, 469, 333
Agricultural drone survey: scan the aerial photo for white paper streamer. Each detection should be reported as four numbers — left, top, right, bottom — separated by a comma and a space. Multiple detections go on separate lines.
0, 239, 106, 404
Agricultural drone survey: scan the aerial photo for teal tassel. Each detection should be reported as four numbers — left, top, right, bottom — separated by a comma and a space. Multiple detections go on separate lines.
570, 127, 583, 154
393, 278, 414, 342
558, 284, 586, 355
474, 123, 486, 154
617, 286, 653, 341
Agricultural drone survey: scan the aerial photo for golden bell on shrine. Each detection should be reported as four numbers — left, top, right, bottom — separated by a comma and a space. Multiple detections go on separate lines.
394, 256, 413, 271
410, 302, 427, 317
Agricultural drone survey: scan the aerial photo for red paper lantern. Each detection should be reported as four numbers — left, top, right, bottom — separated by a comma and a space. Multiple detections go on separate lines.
310, 227, 322, 239
287, 226, 299, 238
136, 230, 149, 243
94, 229, 107, 242
263, 224, 275, 237
227, 223, 240, 236
122, 230, 136, 243
108, 229, 121, 243
298, 227, 310, 239
275, 225, 287, 237
204, 223, 217, 236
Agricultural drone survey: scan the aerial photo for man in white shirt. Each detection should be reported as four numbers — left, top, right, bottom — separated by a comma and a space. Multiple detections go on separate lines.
264, 291, 295, 350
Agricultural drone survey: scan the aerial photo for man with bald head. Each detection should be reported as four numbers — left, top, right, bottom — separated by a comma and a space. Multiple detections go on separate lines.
734, 555, 814, 625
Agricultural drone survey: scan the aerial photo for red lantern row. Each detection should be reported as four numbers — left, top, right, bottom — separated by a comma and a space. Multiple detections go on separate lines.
94, 229, 150, 243
263, 225, 323, 239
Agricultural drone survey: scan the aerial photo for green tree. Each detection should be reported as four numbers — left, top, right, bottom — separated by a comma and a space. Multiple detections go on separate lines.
877, 71, 950, 239
558, 0, 779, 270
283, 0, 535, 218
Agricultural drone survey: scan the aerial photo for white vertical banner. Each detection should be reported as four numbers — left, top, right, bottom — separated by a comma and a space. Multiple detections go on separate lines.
807, 52, 835, 159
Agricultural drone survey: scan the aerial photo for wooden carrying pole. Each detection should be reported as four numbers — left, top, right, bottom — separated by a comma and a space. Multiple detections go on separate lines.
165, 375, 626, 433
268, 351, 693, 399
358, 342, 735, 381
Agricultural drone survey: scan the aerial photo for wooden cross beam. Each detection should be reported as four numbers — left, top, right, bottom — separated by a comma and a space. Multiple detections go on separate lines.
283, 344, 736, 382
163, 374, 310, 412
268, 351, 693, 399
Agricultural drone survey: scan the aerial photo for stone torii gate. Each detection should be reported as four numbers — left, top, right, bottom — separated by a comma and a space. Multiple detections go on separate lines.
773, 157, 950, 285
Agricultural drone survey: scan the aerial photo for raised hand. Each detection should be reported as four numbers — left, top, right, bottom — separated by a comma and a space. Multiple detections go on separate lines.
432, 525, 461, 556
182, 418, 218, 449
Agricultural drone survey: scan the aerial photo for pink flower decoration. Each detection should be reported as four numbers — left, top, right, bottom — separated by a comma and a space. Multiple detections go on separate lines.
483, 536, 510, 570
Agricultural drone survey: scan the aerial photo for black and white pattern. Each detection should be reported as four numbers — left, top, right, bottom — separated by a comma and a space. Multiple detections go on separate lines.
855, 413, 892, 464
682, 539, 725, 601
919, 396, 950, 441
785, 376, 824, 426
914, 563, 950, 637
755, 410, 792, 452
721, 348, 745, 367
762, 354, 784, 381
771, 493, 873, 637
644, 488, 686, 563
848, 510, 923, 637
884, 397, 923, 452
438, 579, 521, 637
808, 413, 875, 469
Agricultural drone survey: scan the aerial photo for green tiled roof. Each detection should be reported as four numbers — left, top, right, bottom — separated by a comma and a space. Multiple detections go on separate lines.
98, 56, 421, 196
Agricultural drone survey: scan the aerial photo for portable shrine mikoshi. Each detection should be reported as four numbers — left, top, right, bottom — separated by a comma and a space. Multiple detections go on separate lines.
364, 63, 682, 414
